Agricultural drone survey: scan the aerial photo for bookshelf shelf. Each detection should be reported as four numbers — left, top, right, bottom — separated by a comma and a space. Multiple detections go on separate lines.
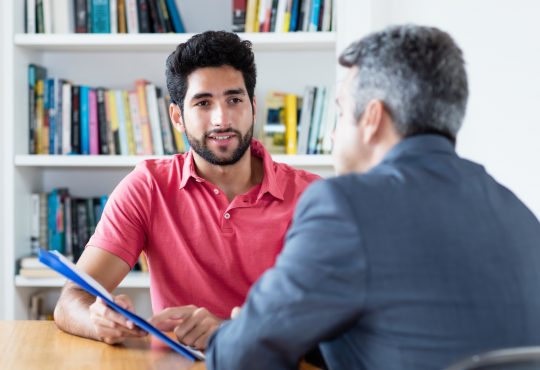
14, 32, 337, 52
15, 272, 150, 288
14, 154, 333, 168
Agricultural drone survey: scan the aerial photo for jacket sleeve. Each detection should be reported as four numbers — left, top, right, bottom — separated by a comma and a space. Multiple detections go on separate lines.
206, 179, 367, 370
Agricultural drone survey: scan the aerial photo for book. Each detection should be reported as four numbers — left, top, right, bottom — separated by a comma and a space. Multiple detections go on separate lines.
92, 0, 111, 33
26, 0, 37, 33
52, 0, 74, 33
109, 0, 118, 33
284, 94, 298, 154
38, 249, 205, 361
165, 0, 185, 32
297, 85, 316, 154
137, 0, 151, 33
232, 0, 247, 32
89, 89, 100, 155
74, 0, 88, 33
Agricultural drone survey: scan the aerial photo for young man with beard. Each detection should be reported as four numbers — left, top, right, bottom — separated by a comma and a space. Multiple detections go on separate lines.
53, 31, 319, 350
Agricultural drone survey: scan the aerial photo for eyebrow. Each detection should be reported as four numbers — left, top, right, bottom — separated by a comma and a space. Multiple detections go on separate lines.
190, 88, 247, 101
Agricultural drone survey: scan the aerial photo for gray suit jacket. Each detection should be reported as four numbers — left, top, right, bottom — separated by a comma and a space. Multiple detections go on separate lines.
207, 135, 540, 370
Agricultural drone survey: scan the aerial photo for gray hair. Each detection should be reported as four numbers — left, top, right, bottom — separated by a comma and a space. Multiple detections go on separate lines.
339, 24, 468, 142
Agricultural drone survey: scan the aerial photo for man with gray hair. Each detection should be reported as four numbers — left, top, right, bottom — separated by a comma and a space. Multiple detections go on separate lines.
205, 25, 540, 370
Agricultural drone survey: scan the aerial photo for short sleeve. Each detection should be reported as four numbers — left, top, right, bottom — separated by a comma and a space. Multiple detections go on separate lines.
87, 164, 153, 267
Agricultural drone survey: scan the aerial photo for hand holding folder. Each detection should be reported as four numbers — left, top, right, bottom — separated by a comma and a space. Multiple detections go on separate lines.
38, 249, 205, 361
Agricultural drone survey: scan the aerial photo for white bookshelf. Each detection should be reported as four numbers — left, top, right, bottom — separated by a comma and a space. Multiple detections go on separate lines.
14, 32, 337, 51
15, 272, 150, 288
2, 0, 365, 320
14, 154, 334, 168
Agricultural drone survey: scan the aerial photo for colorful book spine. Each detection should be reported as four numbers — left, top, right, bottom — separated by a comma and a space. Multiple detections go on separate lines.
92, 0, 111, 33
309, 0, 321, 31
80, 86, 90, 154
61, 81, 72, 154
71, 85, 81, 154
146, 83, 165, 155
233, 0, 247, 32
89, 89, 100, 155
128, 90, 145, 154
106, 90, 121, 154
165, 0, 185, 32
122, 90, 136, 155
284, 94, 298, 154
96, 88, 110, 154
135, 80, 154, 154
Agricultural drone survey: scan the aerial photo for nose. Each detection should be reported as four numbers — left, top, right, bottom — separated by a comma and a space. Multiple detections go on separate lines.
211, 103, 229, 128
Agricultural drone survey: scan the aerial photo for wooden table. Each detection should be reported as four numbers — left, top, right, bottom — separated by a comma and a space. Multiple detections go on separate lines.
0, 321, 196, 370
0, 321, 321, 370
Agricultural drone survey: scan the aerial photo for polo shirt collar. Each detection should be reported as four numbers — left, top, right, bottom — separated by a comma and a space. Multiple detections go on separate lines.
178, 139, 284, 201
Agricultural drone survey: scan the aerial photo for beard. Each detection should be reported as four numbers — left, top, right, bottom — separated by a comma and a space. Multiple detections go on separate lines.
185, 122, 254, 166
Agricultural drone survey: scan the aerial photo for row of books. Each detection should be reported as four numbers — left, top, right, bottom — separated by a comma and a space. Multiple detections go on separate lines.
28, 64, 190, 156
30, 189, 108, 263
25, 0, 185, 34
233, 0, 334, 33
263, 85, 335, 155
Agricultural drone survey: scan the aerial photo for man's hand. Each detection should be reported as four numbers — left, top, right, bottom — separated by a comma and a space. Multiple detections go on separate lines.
149, 305, 224, 350
89, 294, 147, 344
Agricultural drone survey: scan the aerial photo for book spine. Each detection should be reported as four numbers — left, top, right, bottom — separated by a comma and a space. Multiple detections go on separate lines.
89, 88, 99, 155
307, 86, 325, 154
156, 91, 176, 155
80, 86, 90, 155
61, 82, 72, 154
137, 0, 151, 33
245, 0, 257, 33
269, 0, 279, 32
233, 0, 247, 33
125, 0, 139, 33
284, 94, 297, 154
109, 0, 118, 33
289, 0, 300, 31
46, 78, 55, 154
117, 0, 127, 33
309, 0, 321, 32
106, 90, 121, 154
55, 78, 63, 154
165, 0, 185, 32
297, 85, 315, 155
96, 88, 110, 154
135, 80, 154, 154
86, 0, 93, 32
128, 91, 145, 154
146, 84, 164, 155
92, 0, 111, 33
114, 90, 128, 155
74, 0, 88, 33
26, 0, 37, 33
36, 0, 44, 33
28, 65, 37, 154
52, 0, 73, 33
158, 0, 174, 33
147, 0, 162, 33
43, 0, 53, 33
30, 193, 40, 254
122, 91, 136, 155
71, 85, 81, 154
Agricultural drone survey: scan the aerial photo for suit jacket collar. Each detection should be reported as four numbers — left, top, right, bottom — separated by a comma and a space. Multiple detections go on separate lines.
381, 134, 456, 165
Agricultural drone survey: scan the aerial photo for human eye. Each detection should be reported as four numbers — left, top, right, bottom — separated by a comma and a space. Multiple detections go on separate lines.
228, 97, 243, 105
195, 100, 210, 107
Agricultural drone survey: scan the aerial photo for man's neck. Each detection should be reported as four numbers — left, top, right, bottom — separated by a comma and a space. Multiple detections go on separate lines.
192, 148, 264, 202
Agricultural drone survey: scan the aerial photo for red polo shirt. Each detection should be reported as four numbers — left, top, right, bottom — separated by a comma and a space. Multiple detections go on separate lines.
88, 139, 320, 318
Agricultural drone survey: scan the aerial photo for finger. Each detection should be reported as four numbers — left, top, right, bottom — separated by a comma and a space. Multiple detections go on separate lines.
192, 330, 213, 350
92, 316, 146, 337
230, 306, 241, 319
148, 306, 196, 330
173, 314, 202, 344
92, 297, 135, 330
115, 294, 135, 311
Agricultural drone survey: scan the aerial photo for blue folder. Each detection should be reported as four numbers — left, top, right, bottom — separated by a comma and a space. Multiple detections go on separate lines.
38, 249, 205, 361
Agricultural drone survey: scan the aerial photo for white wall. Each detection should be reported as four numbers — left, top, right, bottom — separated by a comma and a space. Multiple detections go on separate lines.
366, 0, 540, 216
0, 0, 5, 320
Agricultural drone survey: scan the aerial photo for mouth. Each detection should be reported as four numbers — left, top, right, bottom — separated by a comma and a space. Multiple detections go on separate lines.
207, 132, 237, 146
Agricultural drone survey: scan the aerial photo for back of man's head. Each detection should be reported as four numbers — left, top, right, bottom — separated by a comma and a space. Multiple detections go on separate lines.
339, 25, 468, 142
165, 31, 257, 112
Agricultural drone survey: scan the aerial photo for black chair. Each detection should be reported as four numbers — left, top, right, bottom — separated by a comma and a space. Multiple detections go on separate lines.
445, 347, 540, 370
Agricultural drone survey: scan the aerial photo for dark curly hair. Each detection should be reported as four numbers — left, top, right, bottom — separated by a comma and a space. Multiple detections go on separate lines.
166, 31, 257, 113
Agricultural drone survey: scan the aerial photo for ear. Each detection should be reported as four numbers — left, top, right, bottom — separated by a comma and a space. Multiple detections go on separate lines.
252, 95, 257, 120
359, 99, 384, 144
169, 103, 185, 133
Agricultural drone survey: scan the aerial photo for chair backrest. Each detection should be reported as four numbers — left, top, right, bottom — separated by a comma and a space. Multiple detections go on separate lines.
445, 347, 540, 370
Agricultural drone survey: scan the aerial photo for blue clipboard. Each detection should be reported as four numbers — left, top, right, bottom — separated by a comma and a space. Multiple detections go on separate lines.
38, 249, 205, 361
